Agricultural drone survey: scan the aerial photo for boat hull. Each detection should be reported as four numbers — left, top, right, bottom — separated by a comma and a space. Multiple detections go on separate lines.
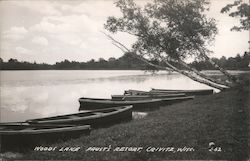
125, 89, 213, 96
27, 106, 133, 128
150, 89, 214, 95
112, 93, 186, 101
79, 96, 194, 111
0, 125, 90, 152
79, 98, 162, 111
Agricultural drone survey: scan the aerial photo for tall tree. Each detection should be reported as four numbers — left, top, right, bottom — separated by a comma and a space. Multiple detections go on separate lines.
221, 0, 250, 31
105, 0, 235, 89
221, 0, 250, 73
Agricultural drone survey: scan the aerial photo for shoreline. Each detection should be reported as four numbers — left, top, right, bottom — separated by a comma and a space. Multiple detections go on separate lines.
15, 80, 249, 161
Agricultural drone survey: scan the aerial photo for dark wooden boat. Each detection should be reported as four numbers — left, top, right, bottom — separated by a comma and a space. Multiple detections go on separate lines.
125, 89, 213, 96
124, 89, 181, 95
112, 93, 186, 101
0, 122, 76, 127
0, 124, 90, 152
79, 98, 162, 110
150, 88, 214, 95
27, 106, 133, 128
124, 89, 151, 95
79, 96, 194, 111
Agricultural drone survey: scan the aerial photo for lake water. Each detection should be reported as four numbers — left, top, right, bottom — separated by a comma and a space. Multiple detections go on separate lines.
0, 70, 216, 122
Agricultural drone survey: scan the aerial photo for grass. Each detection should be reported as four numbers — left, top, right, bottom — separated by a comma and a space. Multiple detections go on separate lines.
15, 76, 250, 160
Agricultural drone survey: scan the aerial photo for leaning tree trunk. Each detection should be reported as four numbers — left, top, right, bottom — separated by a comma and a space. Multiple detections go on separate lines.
200, 53, 237, 83
103, 32, 228, 91
133, 50, 228, 90
154, 37, 234, 87
176, 59, 233, 87
131, 54, 174, 71
158, 56, 228, 90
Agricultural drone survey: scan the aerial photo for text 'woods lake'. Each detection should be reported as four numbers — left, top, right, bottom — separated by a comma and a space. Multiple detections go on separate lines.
0, 70, 218, 122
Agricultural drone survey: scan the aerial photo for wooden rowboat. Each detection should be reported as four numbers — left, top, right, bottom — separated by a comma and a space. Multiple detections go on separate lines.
125, 89, 213, 96
0, 124, 90, 152
124, 89, 182, 95
79, 96, 194, 111
150, 88, 214, 95
79, 98, 162, 110
27, 106, 133, 128
124, 89, 151, 95
112, 93, 186, 101
0, 122, 77, 127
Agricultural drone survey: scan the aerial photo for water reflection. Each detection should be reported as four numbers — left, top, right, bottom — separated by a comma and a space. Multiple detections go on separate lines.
0, 70, 214, 122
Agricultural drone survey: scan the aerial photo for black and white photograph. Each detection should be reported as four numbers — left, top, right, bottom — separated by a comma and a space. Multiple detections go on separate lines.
0, 0, 249, 160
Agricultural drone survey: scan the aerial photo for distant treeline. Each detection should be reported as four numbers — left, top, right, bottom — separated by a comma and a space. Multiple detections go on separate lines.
0, 53, 148, 70
189, 52, 250, 70
0, 52, 249, 70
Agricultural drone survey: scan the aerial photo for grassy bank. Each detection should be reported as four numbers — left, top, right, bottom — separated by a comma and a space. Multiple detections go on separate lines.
18, 80, 249, 160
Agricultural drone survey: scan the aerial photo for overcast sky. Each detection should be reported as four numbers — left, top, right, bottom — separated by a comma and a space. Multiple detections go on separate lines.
0, 0, 248, 64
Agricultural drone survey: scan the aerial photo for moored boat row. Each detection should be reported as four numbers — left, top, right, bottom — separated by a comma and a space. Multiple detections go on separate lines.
78, 96, 194, 110
0, 106, 132, 152
0, 88, 213, 152
79, 88, 208, 110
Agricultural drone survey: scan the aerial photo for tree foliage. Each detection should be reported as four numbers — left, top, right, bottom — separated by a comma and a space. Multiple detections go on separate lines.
221, 0, 250, 31
190, 52, 250, 70
105, 0, 217, 61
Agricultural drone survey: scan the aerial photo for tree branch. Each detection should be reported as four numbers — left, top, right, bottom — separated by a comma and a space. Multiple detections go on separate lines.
102, 32, 173, 71
103, 32, 228, 90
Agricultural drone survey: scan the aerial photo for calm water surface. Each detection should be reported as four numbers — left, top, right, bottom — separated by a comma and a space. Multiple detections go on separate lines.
0, 70, 215, 122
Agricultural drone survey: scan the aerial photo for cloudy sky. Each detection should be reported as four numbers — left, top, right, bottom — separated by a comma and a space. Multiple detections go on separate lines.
0, 0, 248, 64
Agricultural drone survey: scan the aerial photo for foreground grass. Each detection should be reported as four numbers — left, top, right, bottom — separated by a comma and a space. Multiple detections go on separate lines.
20, 81, 249, 160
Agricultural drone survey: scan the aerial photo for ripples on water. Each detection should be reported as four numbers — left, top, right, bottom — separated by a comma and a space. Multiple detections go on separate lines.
0, 70, 215, 122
